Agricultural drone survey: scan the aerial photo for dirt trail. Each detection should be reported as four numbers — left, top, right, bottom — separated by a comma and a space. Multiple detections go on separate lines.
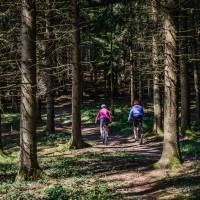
67, 124, 199, 200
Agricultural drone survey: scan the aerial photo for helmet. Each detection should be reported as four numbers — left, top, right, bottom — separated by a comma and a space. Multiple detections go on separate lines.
101, 104, 107, 108
133, 99, 140, 106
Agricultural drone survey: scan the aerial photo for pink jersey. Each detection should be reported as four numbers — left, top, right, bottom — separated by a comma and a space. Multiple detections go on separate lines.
96, 108, 112, 122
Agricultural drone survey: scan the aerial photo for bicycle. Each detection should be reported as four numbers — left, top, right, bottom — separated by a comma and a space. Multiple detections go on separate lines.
102, 124, 109, 145
133, 118, 143, 145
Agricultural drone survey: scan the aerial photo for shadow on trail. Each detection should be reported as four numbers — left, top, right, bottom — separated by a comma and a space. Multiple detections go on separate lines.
46, 129, 161, 179
46, 151, 157, 179
115, 173, 200, 199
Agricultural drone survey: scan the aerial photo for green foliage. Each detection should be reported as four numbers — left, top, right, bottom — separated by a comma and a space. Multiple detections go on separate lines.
183, 129, 195, 139
1, 183, 37, 200
2, 113, 20, 124
59, 113, 71, 124
191, 121, 200, 132
81, 106, 97, 124
180, 138, 200, 158
78, 183, 110, 200
38, 132, 70, 146
43, 184, 68, 200
43, 183, 111, 200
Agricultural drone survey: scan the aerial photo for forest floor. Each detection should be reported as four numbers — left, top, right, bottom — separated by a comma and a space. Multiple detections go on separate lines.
0, 96, 200, 200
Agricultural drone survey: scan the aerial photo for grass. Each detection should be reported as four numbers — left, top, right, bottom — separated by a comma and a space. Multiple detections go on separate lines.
1, 144, 136, 199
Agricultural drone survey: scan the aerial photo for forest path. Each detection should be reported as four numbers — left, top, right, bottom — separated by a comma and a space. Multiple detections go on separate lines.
60, 123, 199, 200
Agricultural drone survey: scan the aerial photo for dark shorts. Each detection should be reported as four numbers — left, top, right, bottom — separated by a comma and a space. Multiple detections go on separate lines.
100, 118, 110, 127
133, 116, 143, 127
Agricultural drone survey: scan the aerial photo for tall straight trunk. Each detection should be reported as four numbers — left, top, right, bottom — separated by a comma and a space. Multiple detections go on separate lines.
130, 49, 135, 104
157, 4, 182, 168
17, 0, 40, 180
179, 14, 190, 134
0, 96, 3, 153
11, 92, 18, 112
193, 64, 200, 122
110, 62, 114, 114
193, 63, 200, 123
192, 0, 200, 124
110, 4, 114, 114
152, 0, 162, 134
180, 54, 190, 134
104, 70, 108, 99
138, 66, 142, 102
193, 29, 200, 123
45, 0, 55, 134
147, 79, 151, 98
153, 74, 162, 133
36, 68, 42, 123
36, 96, 42, 122
115, 64, 119, 95
69, 0, 86, 149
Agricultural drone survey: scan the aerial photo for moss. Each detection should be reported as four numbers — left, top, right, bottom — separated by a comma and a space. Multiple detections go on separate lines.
154, 155, 181, 171
16, 168, 49, 182
184, 129, 195, 139
68, 138, 91, 150
157, 128, 164, 135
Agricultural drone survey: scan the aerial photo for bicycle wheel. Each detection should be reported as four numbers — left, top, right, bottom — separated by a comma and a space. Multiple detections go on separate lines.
102, 128, 105, 144
104, 129, 108, 145
103, 125, 108, 145
138, 126, 143, 145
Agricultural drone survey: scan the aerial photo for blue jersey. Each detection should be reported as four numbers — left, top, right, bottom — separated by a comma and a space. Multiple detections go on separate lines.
128, 105, 144, 122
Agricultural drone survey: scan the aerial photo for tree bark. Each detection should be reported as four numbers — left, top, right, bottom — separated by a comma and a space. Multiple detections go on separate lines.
45, 0, 55, 134
179, 13, 190, 135
36, 96, 42, 123
153, 74, 162, 134
152, 0, 162, 134
69, 0, 87, 149
110, 62, 114, 114
0, 96, 3, 153
193, 63, 200, 123
130, 49, 135, 104
157, 4, 182, 168
16, 0, 41, 181
193, 28, 200, 123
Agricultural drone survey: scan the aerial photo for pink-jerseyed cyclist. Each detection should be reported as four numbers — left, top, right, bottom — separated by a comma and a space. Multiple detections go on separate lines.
95, 104, 112, 138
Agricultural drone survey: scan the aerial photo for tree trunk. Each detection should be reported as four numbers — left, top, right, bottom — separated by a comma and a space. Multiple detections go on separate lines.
193, 63, 200, 122
36, 96, 42, 123
130, 49, 135, 104
180, 55, 190, 134
157, 4, 182, 168
193, 34, 200, 123
179, 13, 190, 135
16, 0, 41, 181
110, 4, 114, 115
153, 74, 162, 134
0, 96, 3, 153
45, 0, 55, 134
138, 68, 142, 102
110, 62, 114, 114
152, 0, 162, 134
69, 0, 87, 149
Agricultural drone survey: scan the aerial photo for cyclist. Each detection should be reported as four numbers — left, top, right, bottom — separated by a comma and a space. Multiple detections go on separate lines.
128, 99, 144, 142
95, 104, 112, 139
